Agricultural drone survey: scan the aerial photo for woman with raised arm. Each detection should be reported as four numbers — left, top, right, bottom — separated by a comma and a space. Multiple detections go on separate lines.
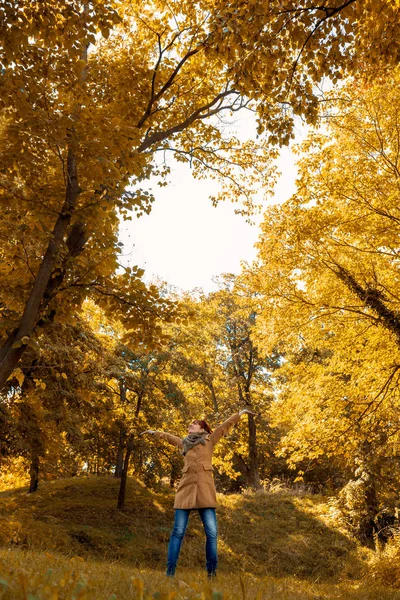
141, 409, 257, 578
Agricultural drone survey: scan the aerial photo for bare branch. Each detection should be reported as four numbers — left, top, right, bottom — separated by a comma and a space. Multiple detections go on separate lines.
138, 89, 241, 152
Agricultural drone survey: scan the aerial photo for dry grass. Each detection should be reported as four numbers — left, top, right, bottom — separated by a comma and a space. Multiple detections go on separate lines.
368, 533, 400, 590
1, 550, 399, 600
0, 476, 398, 598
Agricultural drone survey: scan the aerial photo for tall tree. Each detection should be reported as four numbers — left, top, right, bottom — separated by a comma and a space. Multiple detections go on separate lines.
247, 70, 400, 538
250, 71, 400, 357
210, 275, 276, 489
1, 0, 400, 388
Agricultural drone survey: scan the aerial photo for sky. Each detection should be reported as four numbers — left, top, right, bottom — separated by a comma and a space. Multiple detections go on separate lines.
118, 117, 303, 293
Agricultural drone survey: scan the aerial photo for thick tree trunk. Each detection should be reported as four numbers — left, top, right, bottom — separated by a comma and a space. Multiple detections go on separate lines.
348, 440, 380, 546
229, 320, 262, 490
0, 149, 80, 389
362, 478, 379, 543
117, 436, 134, 510
29, 451, 40, 493
243, 361, 261, 490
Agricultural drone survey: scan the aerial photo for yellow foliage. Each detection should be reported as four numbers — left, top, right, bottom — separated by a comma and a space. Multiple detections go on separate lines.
1, 0, 400, 390
7, 368, 24, 387
247, 70, 400, 481
368, 534, 400, 589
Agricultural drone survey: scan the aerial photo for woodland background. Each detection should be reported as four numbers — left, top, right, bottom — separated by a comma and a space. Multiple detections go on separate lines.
1, 1, 400, 598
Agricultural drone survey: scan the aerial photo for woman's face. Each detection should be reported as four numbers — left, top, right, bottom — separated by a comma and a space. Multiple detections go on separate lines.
188, 420, 204, 434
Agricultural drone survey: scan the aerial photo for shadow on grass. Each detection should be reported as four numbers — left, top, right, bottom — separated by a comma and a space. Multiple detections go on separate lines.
215, 492, 362, 581
0, 477, 363, 583
158, 491, 363, 582
0, 485, 29, 498
0, 477, 171, 565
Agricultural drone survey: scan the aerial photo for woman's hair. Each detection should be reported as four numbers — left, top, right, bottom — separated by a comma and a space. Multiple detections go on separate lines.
193, 419, 212, 434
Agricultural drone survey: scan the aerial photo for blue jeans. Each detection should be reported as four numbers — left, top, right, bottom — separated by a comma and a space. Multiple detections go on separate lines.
166, 508, 218, 576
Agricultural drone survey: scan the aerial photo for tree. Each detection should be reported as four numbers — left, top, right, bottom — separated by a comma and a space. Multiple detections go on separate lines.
2, 311, 116, 490
163, 278, 275, 489
208, 276, 262, 489
0, 0, 272, 390
250, 71, 400, 358
247, 71, 400, 539
1, 0, 400, 388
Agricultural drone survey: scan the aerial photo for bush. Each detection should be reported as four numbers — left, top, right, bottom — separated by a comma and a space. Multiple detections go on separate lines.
368, 533, 400, 589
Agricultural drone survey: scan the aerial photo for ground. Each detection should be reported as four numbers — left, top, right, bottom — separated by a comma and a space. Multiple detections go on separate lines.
0, 476, 398, 599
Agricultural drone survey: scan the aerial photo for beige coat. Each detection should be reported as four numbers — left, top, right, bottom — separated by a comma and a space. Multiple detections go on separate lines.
153, 413, 241, 509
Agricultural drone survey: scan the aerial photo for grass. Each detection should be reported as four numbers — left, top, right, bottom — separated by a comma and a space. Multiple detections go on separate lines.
0, 476, 398, 599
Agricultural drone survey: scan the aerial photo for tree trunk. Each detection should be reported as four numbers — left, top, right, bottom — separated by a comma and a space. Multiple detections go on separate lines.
115, 447, 124, 478
352, 440, 380, 546
362, 477, 379, 543
114, 429, 126, 478
169, 461, 180, 488
119, 380, 127, 404
0, 148, 80, 389
115, 387, 128, 477
233, 451, 249, 478
29, 451, 40, 493
117, 436, 134, 510
135, 391, 144, 418
236, 384, 261, 489
209, 381, 219, 412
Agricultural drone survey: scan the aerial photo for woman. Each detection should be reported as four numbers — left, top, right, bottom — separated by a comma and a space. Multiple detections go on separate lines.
141, 409, 257, 577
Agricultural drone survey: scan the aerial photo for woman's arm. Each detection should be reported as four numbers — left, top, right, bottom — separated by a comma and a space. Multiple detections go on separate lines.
209, 413, 241, 445
209, 409, 258, 446
141, 430, 183, 450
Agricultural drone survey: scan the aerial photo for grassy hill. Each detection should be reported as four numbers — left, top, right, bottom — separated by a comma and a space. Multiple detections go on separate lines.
0, 476, 398, 599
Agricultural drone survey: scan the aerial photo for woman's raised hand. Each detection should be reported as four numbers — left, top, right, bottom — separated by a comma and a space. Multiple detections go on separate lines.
140, 430, 155, 436
239, 409, 258, 417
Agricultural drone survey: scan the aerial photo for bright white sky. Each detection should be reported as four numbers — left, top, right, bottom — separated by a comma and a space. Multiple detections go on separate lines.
118, 116, 305, 293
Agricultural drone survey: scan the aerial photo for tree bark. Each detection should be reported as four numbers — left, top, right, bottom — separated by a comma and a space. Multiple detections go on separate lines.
135, 391, 144, 418
114, 426, 126, 478
114, 386, 128, 478
169, 461, 180, 488
117, 435, 134, 510
29, 451, 40, 493
332, 263, 400, 345
208, 380, 219, 412
230, 324, 262, 489
0, 148, 80, 388
356, 464, 379, 544
233, 451, 249, 476
115, 447, 124, 478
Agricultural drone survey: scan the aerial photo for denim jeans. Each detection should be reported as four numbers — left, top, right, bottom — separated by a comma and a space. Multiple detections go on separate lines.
166, 508, 218, 576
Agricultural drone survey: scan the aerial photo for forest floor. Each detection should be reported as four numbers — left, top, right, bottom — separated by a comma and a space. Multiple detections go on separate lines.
0, 476, 398, 599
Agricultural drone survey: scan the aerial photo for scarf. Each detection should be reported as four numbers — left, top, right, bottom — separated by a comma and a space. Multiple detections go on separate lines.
181, 432, 208, 456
